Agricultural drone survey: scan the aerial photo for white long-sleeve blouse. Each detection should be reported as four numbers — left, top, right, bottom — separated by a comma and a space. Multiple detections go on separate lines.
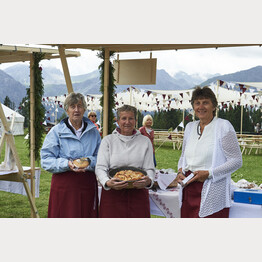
178, 117, 242, 217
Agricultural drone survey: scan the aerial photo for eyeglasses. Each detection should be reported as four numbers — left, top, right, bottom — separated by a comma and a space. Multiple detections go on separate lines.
90, 115, 96, 117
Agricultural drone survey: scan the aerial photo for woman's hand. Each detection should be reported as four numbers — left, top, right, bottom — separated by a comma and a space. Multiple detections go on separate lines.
106, 178, 129, 190
176, 170, 186, 184
133, 176, 152, 189
188, 170, 209, 184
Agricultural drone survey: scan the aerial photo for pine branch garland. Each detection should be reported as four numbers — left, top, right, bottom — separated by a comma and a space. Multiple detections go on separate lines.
26, 52, 46, 163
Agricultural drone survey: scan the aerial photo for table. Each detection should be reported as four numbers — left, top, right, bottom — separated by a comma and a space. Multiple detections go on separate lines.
93, 185, 262, 218
229, 201, 262, 218
0, 166, 41, 197
150, 187, 262, 218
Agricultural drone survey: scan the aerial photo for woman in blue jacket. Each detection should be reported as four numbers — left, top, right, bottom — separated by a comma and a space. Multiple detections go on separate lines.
41, 92, 101, 218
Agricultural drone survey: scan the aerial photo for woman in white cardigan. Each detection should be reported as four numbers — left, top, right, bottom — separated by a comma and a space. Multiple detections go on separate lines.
176, 86, 242, 218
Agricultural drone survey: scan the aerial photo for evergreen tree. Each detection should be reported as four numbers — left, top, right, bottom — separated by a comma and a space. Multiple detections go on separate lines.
152, 109, 183, 130
18, 97, 29, 128
137, 110, 143, 128
4, 96, 15, 110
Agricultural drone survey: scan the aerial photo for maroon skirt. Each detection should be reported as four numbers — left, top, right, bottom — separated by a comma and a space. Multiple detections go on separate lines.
181, 171, 229, 218
48, 171, 98, 218
99, 188, 150, 218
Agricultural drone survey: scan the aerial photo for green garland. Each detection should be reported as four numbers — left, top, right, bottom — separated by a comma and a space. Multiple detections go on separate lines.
97, 49, 116, 135
26, 52, 46, 163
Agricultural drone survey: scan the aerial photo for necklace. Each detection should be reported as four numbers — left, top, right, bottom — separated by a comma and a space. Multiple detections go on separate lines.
197, 122, 202, 139
197, 117, 215, 139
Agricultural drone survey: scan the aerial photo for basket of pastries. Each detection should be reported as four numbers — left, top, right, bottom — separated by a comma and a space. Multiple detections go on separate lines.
109, 166, 147, 189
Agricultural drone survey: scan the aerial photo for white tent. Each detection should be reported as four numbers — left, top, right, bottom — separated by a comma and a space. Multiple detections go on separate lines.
0, 104, 25, 136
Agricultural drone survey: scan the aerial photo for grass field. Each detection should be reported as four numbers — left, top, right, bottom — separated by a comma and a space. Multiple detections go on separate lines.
0, 136, 261, 218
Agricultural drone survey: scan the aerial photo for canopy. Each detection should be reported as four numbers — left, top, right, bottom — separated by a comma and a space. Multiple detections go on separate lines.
236, 82, 262, 91
0, 104, 25, 135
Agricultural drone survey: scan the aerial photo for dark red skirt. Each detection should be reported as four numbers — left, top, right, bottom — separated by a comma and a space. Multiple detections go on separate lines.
181, 171, 229, 218
99, 188, 150, 218
48, 171, 98, 218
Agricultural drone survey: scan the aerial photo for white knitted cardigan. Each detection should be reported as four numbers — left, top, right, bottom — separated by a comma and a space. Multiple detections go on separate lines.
178, 118, 242, 217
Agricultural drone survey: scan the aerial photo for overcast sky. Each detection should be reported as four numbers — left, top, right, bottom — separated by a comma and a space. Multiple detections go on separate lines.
1, 45, 262, 78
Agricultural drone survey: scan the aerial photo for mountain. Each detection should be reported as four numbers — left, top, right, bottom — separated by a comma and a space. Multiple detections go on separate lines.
173, 71, 220, 88
3, 63, 262, 103
200, 66, 262, 86
3, 64, 209, 96
44, 70, 101, 96
43, 69, 197, 96
0, 69, 27, 107
71, 70, 100, 83
4, 64, 66, 85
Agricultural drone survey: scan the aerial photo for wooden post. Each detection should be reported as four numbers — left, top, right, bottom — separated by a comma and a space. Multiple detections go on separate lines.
240, 105, 243, 135
58, 45, 74, 93
30, 54, 36, 218
102, 48, 110, 137
216, 80, 219, 117
129, 86, 133, 106
182, 108, 185, 131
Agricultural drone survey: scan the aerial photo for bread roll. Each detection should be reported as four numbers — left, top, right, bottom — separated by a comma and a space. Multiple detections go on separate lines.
73, 158, 89, 168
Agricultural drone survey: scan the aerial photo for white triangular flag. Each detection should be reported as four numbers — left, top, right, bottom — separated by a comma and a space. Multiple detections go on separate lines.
178, 121, 184, 128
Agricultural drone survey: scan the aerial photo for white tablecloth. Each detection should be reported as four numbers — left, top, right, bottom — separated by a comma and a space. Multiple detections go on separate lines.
0, 167, 41, 197
149, 187, 181, 218
229, 201, 262, 218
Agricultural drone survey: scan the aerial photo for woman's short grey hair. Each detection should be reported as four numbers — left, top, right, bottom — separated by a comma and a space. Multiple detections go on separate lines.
142, 114, 153, 126
116, 105, 137, 120
64, 93, 87, 112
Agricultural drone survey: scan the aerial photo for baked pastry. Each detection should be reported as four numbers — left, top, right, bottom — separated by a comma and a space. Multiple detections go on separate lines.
73, 158, 90, 169
114, 170, 144, 181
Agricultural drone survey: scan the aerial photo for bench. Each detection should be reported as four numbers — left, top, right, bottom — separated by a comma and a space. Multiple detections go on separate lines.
154, 131, 184, 150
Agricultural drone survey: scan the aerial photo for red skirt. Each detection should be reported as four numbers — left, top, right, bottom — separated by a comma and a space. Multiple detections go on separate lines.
48, 171, 98, 218
181, 171, 229, 218
99, 188, 150, 218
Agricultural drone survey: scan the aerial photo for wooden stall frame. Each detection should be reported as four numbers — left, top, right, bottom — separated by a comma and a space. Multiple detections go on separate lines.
0, 102, 39, 218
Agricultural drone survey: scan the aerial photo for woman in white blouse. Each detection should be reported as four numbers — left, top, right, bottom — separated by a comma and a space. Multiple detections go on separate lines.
176, 86, 242, 218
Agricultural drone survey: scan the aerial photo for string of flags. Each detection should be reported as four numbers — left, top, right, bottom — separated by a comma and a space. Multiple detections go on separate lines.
17, 80, 262, 125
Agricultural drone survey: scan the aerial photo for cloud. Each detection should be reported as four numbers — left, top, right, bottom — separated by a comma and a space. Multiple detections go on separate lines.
1, 45, 262, 78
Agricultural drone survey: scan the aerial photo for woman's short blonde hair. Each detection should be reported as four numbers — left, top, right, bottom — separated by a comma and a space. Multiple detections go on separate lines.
64, 93, 87, 112
142, 114, 153, 126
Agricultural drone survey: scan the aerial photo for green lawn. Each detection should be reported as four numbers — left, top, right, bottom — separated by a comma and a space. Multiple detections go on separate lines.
155, 142, 262, 185
0, 136, 261, 218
